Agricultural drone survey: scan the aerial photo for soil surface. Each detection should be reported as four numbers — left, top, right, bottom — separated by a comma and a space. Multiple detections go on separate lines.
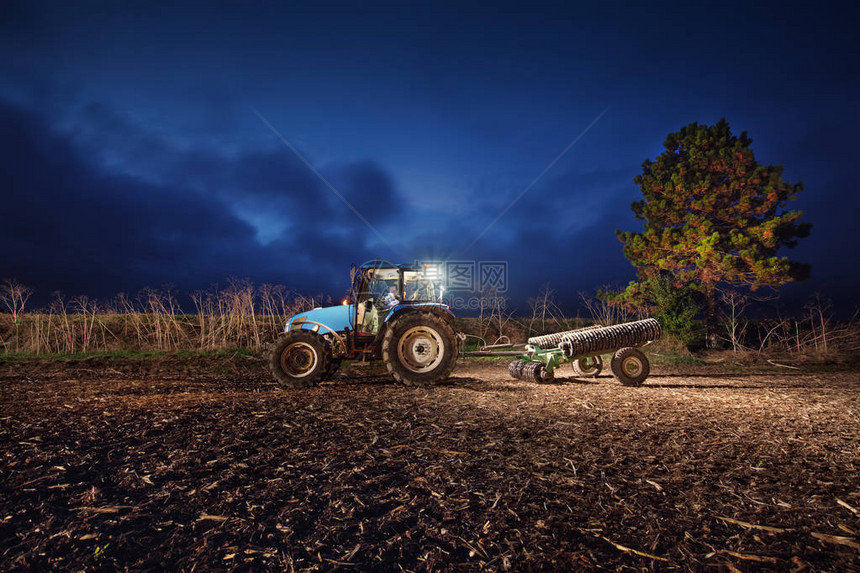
1, 357, 858, 571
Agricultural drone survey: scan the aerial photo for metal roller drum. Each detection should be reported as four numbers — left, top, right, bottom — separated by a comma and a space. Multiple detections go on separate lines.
527, 324, 602, 349
508, 360, 552, 382
508, 360, 526, 379
559, 318, 661, 358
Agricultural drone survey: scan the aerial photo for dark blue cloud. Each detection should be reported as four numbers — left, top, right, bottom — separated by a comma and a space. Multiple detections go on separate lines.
1, 99, 253, 294
0, 98, 395, 304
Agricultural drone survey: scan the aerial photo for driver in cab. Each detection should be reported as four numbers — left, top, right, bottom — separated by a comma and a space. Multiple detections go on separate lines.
381, 283, 400, 309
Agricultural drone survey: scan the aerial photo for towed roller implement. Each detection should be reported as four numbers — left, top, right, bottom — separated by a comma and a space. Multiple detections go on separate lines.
476, 318, 662, 386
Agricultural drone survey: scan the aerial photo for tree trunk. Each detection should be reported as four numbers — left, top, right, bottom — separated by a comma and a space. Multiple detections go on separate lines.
703, 281, 719, 348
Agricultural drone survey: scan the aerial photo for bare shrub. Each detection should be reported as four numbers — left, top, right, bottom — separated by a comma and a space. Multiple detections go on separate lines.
526, 285, 574, 337
718, 289, 750, 353
579, 287, 645, 326
477, 287, 514, 343
0, 279, 33, 351
740, 295, 859, 356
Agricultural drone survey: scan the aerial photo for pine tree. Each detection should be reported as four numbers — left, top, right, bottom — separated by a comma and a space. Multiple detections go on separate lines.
617, 119, 811, 345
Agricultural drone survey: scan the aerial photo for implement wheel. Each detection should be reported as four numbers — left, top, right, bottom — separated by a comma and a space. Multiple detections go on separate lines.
573, 355, 603, 378
610, 347, 650, 386
382, 311, 458, 386
268, 330, 331, 388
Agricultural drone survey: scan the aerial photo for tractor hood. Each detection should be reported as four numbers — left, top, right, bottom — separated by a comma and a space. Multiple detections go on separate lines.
287, 304, 353, 334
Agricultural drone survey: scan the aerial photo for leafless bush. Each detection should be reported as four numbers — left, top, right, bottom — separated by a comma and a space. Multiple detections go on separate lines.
579, 287, 646, 326
526, 285, 575, 336
190, 280, 317, 350
804, 293, 832, 353
476, 287, 515, 343
732, 294, 860, 356
718, 289, 750, 352
0, 279, 33, 352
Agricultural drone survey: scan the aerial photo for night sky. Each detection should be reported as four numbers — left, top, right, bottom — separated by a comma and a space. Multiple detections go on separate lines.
2, 1, 859, 316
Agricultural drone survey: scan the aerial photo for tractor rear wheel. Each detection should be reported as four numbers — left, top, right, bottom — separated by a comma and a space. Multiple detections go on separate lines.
610, 347, 649, 386
382, 311, 458, 386
268, 330, 331, 388
573, 355, 603, 378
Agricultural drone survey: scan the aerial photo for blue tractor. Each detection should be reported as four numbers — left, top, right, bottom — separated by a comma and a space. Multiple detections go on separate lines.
268, 259, 458, 387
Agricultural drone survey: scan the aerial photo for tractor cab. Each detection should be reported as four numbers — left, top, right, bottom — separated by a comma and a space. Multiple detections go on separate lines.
351, 260, 445, 336
271, 258, 456, 388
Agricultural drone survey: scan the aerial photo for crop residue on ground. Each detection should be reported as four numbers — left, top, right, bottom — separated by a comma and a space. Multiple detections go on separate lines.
1, 358, 858, 570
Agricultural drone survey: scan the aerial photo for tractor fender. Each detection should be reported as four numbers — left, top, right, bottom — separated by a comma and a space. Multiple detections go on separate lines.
382, 303, 454, 325
286, 316, 348, 356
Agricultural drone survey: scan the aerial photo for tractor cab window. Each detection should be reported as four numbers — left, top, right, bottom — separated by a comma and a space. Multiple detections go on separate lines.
367, 268, 401, 307
403, 271, 443, 302
354, 267, 401, 335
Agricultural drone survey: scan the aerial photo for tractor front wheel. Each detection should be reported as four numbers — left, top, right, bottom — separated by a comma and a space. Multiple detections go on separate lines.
268, 330, 332, 388
382, 312, 458, 386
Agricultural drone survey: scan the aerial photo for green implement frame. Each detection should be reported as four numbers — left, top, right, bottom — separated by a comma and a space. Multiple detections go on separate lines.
461, 319, 662, 387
